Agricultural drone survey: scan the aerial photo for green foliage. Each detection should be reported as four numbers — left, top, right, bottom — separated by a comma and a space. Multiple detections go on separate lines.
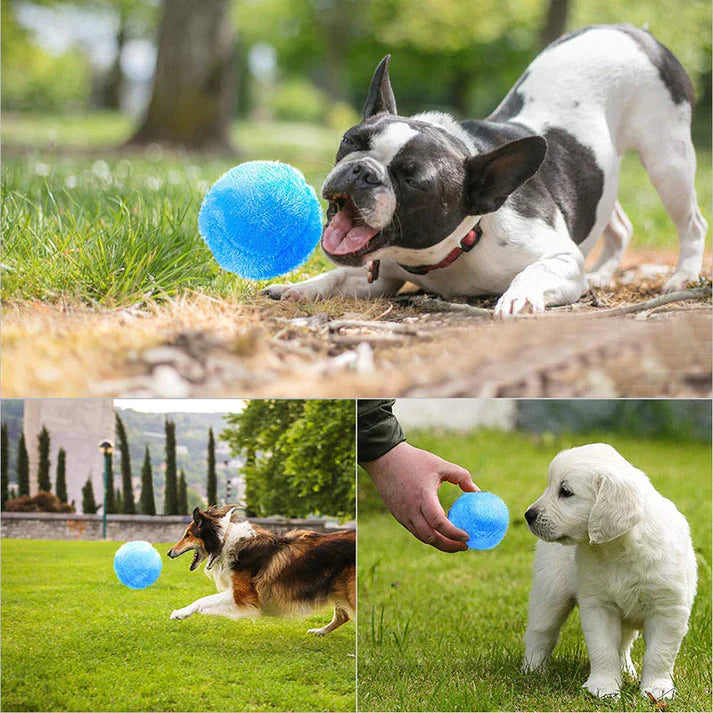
222, 400, 355, 518
358, 429, 711, 711
1, 539, 355, 711
1, 423, 9, 509
115, 486, 123, 513
81, 477, 98, 514
272, 79, 329, 123
115, 412, 135, 514
139, 445, 156, 516
163, 419, 178, 515
36, 425, 51, 493
104, 453, 116, 514
55, 448, 67, 504
206, 427, 217, 507
16, 433, 29, 497
178, 469, 188, 516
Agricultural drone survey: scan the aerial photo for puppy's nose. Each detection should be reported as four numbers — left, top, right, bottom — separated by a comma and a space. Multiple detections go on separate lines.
351, 163, 381, 186
524, 508, 538, 525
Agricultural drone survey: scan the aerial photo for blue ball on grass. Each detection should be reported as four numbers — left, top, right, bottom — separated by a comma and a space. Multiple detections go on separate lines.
447, 492, 509, 550
198, 160, 324, 280
113, 541, 163, 590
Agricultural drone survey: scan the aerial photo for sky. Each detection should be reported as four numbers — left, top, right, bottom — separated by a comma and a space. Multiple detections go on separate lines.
115, 400, 245, 414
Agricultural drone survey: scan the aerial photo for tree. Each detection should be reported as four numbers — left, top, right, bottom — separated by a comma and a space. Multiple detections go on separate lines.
82, 477, 98, 514
128, 0, 235, 150
115, 412, 136, 514
139, 445, 156, 516
540, 0, 569, 48
56, 448, 68, 504
1, 423, 9, 509
115, 487, 123, 514
37, 425, 51, 492
178, 469, 188, 515
206, 427, 217, 506
17, 432, 29, 496
104, 452, 116, 514
163, 419, 178, 515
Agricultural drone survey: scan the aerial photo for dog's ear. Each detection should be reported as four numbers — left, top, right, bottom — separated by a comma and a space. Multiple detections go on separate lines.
363, 55, 397, 119
588, 471, 644, 544
463, 136, 547, 215
192, 506, 204, 528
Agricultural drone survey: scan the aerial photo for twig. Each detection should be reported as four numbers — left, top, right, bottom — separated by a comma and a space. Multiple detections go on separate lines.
330, 333, 405, 346
581, 287, 711, 318
327, 319, 422, 335
394, 295, 493, 316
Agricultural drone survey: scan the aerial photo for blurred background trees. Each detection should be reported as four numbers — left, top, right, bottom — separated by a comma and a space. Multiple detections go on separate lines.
2, 0, 710, 148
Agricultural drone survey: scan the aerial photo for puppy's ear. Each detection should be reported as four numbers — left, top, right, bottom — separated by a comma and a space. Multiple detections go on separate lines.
363, 55, 397, 119
463, 136, 547, 215
588, 472, 644, 544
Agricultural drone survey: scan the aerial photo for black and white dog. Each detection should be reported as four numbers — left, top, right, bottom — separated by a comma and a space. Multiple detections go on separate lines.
265, 24, 707, 317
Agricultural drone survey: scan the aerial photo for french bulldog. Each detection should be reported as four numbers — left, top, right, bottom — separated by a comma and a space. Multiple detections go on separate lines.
264, 24, 707, 318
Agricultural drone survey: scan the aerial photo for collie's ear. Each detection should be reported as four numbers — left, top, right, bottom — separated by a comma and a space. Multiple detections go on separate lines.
192, 507, 203, 527
588, 471, 644, 544
363, 55, 397, 119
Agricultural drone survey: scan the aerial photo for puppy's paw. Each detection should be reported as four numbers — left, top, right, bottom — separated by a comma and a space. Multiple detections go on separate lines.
261, 284, 299, 301
307, 627, 328, 637
586, 270, 615, 289
494, 289, 545, 319
583, 676, 621, 698
170, 607, 192, 620
663, 271, 698, 294
521, 657, 547, 674
621, 659, 638, 679
641, 680, 676, 701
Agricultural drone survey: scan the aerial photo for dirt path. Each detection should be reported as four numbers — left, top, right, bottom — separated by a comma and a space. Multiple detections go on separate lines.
3, 264, 710, 399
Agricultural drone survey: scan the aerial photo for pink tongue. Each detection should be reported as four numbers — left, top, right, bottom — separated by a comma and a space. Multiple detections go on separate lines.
322, 208, 379, 256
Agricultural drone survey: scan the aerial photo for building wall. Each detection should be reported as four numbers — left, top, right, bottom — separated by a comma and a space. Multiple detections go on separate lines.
23, 399, 115, 507
394, 399, 517, 432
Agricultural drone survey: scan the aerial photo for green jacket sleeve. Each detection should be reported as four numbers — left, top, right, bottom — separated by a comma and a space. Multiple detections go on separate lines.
357, 399, 406, 462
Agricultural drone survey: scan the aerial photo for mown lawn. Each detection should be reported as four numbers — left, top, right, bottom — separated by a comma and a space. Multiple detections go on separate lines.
1, 112, 710, 307
357, 430, 712, 712
1, 539, 355, 712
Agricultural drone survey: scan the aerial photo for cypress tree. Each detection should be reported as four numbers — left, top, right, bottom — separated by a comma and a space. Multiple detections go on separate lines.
207, 427, 217, 506
82, 477, 98, 514
115, 487, 123, 513
37, 425, 51, 492
56, 448, 68, 503
139, 445, 156, 516
164, 419, 178, 515
116, 412, 135, 514
104, 452, 116, 514
178, 469, 188, 515
17, 433, 29, 496
1, 423, 9, 509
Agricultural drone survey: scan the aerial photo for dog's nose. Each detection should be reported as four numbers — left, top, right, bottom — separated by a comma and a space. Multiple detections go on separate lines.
351, 163, 381, 186
524, 508, 538, 525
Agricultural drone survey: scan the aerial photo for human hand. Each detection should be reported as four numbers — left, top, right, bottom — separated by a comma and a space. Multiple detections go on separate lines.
361, 442, 479, 552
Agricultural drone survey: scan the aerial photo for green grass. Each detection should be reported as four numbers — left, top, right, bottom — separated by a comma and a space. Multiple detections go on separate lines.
1, 539, 355, 712
1, 112, 710, 307
358, 430, 712, 712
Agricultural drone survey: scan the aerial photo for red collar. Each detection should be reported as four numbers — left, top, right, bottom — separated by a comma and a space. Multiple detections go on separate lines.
367, 221, 482, 283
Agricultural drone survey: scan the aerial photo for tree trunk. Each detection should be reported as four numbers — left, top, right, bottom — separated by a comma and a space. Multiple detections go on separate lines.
129, 0, 235, 151
540, 0, 569, 48
102, 8, 127, 111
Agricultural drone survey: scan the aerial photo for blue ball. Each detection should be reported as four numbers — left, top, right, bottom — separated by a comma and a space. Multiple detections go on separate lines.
447, 492, 509, 550
113, 541, 163, 590
198, 160, 324, 280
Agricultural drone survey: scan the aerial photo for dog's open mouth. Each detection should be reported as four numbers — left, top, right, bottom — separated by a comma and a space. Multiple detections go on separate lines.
189, 549, 202, 571
322, 194, 385, 259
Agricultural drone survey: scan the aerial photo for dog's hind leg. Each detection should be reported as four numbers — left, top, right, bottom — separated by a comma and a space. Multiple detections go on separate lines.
619, 627, 639, 678
587, 201, 633, 288
308, 605, 350, 636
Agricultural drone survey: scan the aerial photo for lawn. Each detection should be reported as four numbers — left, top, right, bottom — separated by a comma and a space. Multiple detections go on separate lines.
1, 112, 710, 307
357, 430, 712, 712
1, 539, 355, 712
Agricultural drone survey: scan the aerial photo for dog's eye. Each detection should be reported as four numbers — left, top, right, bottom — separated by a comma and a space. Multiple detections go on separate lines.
559, 485, 573, 498
341, 136, 354, 147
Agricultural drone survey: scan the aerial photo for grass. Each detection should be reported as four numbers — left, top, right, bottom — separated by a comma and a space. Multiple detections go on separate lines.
1, 539, 355, 712
1, 111, 711, 307
357, 430, 712, 712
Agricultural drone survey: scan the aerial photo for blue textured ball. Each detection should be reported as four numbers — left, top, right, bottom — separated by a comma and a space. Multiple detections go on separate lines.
113, 541, 163, 590
198, 160, 324, 280
447, 492, 509, 550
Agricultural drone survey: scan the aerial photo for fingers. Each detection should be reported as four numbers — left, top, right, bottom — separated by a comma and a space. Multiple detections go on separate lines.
409, 512, 467, 553
420, 499, 470, 546
439, 462, 480, 493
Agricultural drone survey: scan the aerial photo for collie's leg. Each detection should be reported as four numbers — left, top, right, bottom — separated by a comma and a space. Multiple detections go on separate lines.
170, 589, 256, 620
308, 606, 350, 636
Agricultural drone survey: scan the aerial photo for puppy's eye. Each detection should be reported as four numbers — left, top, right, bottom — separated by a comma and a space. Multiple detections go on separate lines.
559, 485, 573, 498
341, 136, 354, 147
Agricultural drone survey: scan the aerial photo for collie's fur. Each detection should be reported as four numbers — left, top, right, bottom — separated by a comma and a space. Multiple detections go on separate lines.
167, 506, 355, 636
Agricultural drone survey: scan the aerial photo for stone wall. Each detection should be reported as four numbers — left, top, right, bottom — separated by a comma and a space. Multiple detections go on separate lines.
1, 512, 352, 542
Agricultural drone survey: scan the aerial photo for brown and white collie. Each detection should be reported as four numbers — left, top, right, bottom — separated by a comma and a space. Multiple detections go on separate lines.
167, 505, 355, 636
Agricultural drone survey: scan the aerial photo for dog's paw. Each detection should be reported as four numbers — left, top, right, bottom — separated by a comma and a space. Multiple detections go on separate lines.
494, 289, 545, 319
307, 627, 328, 637
583, 676, 621, 698
170, 608, 192, 620
621, 660, 638, 679
261, 284, 298, 301
663, 271, 698, 294
641, 680, 676, 701
586, 270, 615, 289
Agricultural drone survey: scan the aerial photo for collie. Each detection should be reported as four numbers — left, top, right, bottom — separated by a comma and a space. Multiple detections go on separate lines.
167, 506, 355, 635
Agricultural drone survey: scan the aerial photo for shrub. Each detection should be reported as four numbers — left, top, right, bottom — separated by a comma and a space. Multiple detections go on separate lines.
5, 491, 74, 513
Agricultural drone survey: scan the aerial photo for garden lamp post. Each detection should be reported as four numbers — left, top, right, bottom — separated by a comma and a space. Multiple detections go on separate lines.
224, 460, 230, 504
99, 440, 114, 539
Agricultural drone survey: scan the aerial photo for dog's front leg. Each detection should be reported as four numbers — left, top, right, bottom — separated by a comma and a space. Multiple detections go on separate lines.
170, 590, 241, 621
639, 610, 688, 700
262, 265, 404, 301
579, 599, 623, 698
494, 250, 587, 318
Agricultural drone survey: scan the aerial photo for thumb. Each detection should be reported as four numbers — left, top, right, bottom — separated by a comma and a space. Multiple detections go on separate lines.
440, 462, 479, 492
